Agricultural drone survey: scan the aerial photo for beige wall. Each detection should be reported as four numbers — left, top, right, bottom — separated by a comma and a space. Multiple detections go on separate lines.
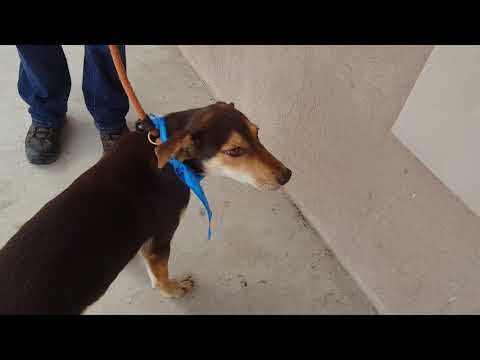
179, 46, 480, 313
393, 46, 480, 217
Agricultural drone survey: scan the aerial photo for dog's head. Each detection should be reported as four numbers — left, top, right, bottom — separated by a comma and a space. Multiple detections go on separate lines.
162, 102, 292, 191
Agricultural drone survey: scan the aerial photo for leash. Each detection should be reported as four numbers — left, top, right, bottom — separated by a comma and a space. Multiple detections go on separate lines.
108, 45, 213, 240
108, 46, 148, 124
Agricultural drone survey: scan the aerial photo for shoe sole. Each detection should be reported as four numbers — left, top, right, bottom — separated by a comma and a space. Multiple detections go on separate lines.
25, 148, 59, 165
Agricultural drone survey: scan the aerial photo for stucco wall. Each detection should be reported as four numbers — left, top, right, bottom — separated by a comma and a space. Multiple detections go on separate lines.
179, 46, 480, 313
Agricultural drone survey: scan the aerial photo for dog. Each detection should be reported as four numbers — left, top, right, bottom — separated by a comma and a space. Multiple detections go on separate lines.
0, 102, 292, 314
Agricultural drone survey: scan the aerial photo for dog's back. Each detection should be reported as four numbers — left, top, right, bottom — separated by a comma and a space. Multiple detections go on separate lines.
0, 160, 140, 314
0, 131, 181, 314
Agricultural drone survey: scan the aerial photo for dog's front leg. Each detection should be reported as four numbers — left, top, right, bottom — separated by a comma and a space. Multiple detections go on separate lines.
141, 238, 194, 298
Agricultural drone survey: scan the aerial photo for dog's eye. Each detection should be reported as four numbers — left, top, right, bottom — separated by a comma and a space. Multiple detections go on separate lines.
223, 147, 244, 157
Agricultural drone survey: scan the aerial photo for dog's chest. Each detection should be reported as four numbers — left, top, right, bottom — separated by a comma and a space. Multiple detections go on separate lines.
154, 164, 191, 211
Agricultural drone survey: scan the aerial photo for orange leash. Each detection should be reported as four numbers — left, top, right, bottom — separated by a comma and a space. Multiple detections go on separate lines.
108, 45, 148, 121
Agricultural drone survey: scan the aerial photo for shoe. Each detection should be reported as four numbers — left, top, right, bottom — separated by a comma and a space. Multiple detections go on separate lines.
25, 124, 63, 165
99, 125, 130, 153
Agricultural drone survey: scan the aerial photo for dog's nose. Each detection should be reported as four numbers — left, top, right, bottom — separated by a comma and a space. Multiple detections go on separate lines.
276, 168, 292, 185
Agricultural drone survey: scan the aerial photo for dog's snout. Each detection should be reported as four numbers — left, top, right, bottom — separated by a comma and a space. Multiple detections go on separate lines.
276, 168, 292, 186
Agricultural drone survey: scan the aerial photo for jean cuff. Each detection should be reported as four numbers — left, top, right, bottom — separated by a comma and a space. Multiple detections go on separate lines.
31, 114, 66, 129
95, 118, 127, 133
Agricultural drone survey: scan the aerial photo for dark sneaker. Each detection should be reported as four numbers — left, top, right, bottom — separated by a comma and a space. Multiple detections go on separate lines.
25, 124, 63, 165
99, 125, 130, 153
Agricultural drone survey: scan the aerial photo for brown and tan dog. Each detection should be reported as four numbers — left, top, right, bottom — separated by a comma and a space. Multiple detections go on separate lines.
0, 102, 291, 314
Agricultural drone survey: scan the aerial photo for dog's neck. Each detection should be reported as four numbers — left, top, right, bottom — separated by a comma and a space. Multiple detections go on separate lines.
99, 108, 207, 188
162, 109, 206, 175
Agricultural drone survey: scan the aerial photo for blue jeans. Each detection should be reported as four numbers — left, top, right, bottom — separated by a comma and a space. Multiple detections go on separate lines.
16, 45, 129, 132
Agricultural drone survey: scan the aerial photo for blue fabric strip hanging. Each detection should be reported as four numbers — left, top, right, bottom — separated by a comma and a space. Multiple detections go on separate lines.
149, 113, 212, 240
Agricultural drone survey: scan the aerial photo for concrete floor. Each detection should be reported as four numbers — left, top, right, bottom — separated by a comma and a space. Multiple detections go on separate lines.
0, 45, 375, 314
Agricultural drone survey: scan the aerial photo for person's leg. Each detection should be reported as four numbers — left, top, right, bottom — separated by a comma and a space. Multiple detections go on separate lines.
16, 45, 71, 164
17, 45, 70, 128
83, 45, 129, 152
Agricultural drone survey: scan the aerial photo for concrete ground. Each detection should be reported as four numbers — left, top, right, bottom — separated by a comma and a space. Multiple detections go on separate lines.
0, 45, 375, 314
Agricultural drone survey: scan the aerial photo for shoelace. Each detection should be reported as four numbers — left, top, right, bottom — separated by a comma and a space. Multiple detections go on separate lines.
31, 127, 57, 144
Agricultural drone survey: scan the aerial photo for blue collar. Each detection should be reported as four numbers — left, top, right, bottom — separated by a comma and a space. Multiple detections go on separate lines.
149, 113, 212, 240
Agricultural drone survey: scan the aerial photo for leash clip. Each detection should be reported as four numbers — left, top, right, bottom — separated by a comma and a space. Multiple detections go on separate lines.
135, 117, 156, 133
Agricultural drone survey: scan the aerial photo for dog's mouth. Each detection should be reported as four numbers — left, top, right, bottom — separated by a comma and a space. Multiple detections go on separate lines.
252, 181, 283, 191
199, 155, 292, 191
251, 171, 292, 191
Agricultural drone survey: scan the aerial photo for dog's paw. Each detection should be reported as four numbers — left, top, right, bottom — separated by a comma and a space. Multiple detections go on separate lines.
157, 275, 194, 298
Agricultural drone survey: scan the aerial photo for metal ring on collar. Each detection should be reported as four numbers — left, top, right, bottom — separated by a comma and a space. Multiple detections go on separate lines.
147, 130, 159, 145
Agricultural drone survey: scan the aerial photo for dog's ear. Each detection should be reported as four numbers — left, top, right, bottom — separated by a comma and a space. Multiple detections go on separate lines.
174, 133, 197, 162
154, 130, 194, 168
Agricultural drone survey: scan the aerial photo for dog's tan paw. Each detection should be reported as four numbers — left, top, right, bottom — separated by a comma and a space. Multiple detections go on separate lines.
157, 276, 194, 298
